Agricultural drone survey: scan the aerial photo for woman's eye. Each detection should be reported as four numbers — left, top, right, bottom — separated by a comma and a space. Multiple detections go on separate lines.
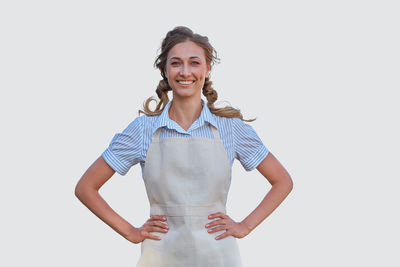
170, 61, 199, 66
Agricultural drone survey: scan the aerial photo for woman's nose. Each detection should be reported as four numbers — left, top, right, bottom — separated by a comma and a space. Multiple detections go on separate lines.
179, 64, 190, 76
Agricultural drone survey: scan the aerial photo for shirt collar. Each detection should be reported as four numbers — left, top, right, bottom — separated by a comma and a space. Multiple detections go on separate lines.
152, 98, 218, 135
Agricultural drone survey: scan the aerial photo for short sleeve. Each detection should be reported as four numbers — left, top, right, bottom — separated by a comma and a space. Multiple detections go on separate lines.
101, 116, 144, 176
232, 118, 269, 171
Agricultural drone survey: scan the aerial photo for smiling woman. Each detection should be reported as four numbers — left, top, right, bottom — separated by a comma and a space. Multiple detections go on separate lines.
163, 41, 210, 103
75, 26, 293, 267
139, 26, 251, 122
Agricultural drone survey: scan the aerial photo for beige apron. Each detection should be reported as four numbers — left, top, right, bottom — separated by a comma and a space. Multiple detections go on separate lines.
137, 124, 242, 267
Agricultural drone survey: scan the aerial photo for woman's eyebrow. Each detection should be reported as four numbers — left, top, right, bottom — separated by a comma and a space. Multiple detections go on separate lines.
169, 56, 201, 60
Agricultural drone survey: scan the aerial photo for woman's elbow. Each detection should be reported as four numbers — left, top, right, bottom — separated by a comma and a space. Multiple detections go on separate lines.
74, 178, 92, 200
74, 180, 85, 199
274, 173, 293, 194
285, 174, 294, 193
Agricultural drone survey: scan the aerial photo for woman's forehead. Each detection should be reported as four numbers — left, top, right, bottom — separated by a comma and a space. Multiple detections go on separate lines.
167, 41, 206, 60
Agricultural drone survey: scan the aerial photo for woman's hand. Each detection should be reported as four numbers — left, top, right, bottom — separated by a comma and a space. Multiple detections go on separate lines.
205, 212, 251, 240
125, 215, 169, 244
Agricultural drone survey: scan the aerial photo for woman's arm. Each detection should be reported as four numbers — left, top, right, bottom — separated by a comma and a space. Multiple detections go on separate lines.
206, 152, 293, 239
74, 156, 137, 239
75, 156, 169, 243
240, 152, 293, 233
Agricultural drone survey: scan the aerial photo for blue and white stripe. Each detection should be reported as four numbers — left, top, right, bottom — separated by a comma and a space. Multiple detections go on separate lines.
102, 98, 269, 180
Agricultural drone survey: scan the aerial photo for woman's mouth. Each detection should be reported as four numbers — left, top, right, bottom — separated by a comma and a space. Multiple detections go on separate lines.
178, 80, 194, 85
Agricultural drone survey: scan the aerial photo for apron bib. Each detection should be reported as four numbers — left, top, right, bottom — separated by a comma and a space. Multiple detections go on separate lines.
137, 125, 242, 267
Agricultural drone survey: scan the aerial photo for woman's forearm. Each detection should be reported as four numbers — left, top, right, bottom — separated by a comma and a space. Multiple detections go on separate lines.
240, 180, 293, 233
75, 187, 136, 239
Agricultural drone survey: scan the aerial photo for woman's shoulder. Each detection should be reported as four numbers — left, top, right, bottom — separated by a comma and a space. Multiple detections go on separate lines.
210, 113, 235, 125
117, 114, 154, 136
212, 114, 250, 128
229, 116, 261, 138
140, 114, 161, 128
126, 114, 159, 127
209, 114, 257, 136
122, 114, 161, 138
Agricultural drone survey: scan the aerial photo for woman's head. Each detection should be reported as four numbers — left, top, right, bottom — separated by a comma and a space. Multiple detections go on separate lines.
139, 26, 253, 122
154, 26, 219, 81
163, 40, 210, 100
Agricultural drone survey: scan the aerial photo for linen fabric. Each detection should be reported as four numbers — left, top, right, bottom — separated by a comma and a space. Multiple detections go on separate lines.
136, 124, 242, 266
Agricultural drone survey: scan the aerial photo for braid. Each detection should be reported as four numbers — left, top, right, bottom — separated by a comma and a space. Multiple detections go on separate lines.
202, 77, 218, 106
202, 77, 255, 122
156, 79, 171, 100
138, 79, 171, 116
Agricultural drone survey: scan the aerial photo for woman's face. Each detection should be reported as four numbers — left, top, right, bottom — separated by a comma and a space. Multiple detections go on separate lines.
164, 41, 210, 99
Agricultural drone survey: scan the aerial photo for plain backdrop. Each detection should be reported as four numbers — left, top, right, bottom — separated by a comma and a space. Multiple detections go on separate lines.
1, 0, 399, 266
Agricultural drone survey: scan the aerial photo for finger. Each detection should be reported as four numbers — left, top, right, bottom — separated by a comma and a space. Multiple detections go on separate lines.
145, 225, 169, 233
208, 212, 229, 219
215, 230, 231, 240
146, 221, 169, 229
205, 218, 227, 228
207, 225, 228, 234
146, 232, 162, 241
149, 215, 167, 221
146, 220, 169, 229
208, 212, 223, 218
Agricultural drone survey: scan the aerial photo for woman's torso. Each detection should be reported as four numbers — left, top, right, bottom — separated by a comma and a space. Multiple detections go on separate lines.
102, 99, 269, 179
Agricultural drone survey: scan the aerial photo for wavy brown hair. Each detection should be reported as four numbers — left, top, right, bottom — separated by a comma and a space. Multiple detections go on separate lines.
138, 26, 255, 122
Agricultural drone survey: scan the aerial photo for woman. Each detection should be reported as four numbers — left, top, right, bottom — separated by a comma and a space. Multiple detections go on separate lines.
75, 26, 293, 267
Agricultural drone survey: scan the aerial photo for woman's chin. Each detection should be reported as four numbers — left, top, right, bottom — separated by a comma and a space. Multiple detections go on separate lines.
172, 88, 200, 98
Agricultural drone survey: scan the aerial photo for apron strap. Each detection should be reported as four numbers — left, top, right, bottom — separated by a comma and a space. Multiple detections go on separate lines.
152, 127, 163, 143
210, 124, 221, 141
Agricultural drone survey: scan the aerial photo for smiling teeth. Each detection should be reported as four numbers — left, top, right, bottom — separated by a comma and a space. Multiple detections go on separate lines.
178, 81, 194, 84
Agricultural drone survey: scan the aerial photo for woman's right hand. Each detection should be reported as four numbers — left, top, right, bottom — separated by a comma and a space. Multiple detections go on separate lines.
126, 215, 169, 244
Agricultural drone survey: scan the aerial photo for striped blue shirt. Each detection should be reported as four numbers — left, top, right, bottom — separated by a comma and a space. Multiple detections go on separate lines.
102, 99, 269, 180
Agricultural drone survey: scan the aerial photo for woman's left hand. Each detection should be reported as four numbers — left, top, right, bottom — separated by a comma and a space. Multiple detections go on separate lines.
205, 212, 251, 240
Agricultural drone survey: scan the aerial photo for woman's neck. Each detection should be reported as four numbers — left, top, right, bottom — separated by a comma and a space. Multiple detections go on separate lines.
168, 96, 203, 131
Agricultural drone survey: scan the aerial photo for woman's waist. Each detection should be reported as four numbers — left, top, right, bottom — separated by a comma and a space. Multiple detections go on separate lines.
150, 202, 226, 217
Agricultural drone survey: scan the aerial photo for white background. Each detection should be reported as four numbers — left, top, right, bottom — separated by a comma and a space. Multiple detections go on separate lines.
1, 0, 399, 266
